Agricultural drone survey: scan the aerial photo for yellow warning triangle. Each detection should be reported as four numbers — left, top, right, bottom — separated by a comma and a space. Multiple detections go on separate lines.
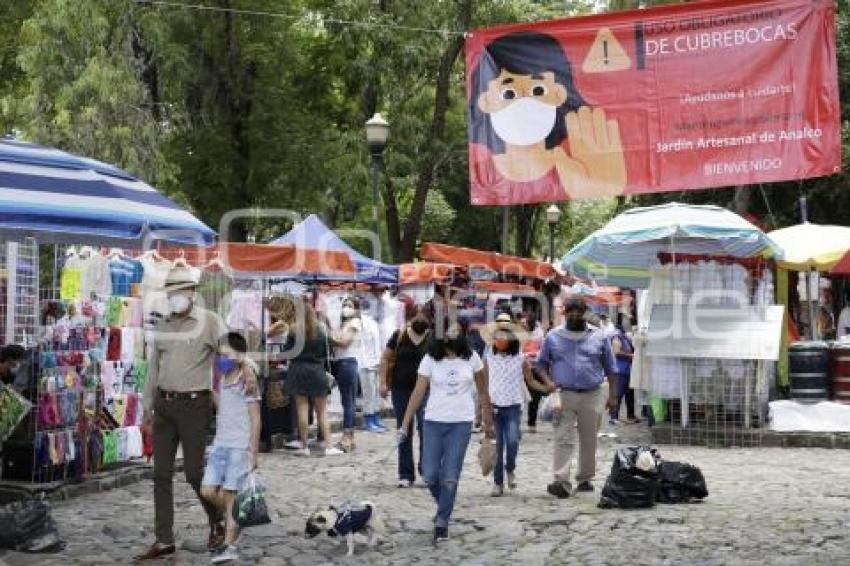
582, 28, 631, 73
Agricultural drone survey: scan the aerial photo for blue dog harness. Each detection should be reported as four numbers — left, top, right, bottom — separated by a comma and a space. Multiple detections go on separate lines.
328, 503, 373, 537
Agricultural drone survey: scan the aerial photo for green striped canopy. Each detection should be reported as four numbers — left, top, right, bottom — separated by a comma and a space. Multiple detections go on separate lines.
560, 203, 783, 289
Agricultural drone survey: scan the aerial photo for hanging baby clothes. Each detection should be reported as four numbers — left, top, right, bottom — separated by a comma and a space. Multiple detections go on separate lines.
60, 252, 83, 300
140, 255, 173, 318
226, 290, 264, 331
109, 257, 143, 297
80, 252, 112, 299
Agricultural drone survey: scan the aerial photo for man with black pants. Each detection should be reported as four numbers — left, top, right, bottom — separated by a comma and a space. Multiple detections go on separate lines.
535, 297, 618, 498
137, 266, 255, 560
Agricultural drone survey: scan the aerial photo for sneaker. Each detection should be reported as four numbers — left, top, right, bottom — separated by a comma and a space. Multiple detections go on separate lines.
374, 420, 390, 432
490, 485, 504, 497
507, 471, 517, 490
527, 425, 537, 434
433, 526, 449, 542
577, 481, 594, 493
211, 544, 238, 564
397, 479, 413, 488
324, 446, 345, 456
547, 481, 572, 499
608, 418, 619, 426
294, 447, 310, 457
472, 424, 482, 434
284, 440, 303, 450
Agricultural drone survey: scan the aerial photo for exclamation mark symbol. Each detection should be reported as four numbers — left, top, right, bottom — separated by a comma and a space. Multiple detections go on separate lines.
603, 39, 609, 65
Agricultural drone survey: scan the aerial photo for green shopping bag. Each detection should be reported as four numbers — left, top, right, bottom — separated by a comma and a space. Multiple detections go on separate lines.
650, 396, 667, 423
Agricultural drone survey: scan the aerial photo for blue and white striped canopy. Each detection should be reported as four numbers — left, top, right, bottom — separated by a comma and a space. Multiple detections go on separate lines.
561, 203, 783, 289
0, 138, 215, 245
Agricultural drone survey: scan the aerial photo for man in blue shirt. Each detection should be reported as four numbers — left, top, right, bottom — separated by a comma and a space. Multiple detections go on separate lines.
535, 296, 618, 498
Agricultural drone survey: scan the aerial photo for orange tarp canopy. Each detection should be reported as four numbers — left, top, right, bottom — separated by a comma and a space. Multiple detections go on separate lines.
153, 243, 355, 276
400, 262, 456, 285
420, 243, 557, 280
473, 281, 537, 294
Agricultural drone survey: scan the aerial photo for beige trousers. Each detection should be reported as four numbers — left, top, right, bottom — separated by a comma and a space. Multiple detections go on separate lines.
552, 387, 604, 485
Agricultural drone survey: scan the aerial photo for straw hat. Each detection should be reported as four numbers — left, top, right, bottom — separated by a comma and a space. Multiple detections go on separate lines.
163, 265, 199, 291
479, 312, 529, 345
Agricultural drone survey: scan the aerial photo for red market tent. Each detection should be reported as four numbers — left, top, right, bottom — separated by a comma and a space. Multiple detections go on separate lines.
154, 243, 356, 277
420, 242, 557, 280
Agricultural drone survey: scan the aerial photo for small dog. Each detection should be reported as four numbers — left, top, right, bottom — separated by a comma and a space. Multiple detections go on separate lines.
305, 501, 383, 556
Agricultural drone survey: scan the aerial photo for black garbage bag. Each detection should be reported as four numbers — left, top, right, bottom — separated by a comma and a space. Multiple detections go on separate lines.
656, 461, 709, 504
598, 445, 661, 509
0, 497, 65, 552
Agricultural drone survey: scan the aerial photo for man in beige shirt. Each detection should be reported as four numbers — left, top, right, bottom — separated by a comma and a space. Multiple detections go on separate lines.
137, 266, 255, 560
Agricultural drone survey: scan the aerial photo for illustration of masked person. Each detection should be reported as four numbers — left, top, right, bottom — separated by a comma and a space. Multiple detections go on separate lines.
469, 31, 627, 203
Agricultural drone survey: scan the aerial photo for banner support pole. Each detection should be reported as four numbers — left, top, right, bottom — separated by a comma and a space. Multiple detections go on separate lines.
501, 207, 510, 254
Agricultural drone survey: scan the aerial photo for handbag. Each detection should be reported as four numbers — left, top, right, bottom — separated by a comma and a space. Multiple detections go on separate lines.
323, 331, 337, 391
265, 373, 287, 410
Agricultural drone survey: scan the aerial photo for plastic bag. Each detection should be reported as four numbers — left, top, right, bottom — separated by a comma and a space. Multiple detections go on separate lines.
477, 439, 497, 476
656, 461, 708, 504
0, 383, 33, 442
650, 396, 667, 423
538, 394, 556, 423
0, 497, 64, 553
232, 473, 271, 528
598, 445, 661, 509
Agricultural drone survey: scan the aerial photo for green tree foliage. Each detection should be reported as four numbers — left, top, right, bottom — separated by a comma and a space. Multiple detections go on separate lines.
1, 0, 847, 264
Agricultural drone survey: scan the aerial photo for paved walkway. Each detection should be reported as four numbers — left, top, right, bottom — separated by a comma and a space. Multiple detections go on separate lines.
2, 421, 849, 565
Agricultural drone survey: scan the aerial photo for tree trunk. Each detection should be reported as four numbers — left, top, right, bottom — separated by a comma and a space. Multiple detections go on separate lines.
514, 205, 541, 258
397, 0, 473, 261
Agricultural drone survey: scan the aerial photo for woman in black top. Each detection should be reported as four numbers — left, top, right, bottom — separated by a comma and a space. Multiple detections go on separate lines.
380, 304, 432, 487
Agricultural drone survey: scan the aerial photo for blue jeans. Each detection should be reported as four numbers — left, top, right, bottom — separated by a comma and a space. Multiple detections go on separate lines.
610, 372, 636, 420
391, 388, 424, 481
334, 358, 359, 431
493, 404, 521, 487
421, 420, 472, 529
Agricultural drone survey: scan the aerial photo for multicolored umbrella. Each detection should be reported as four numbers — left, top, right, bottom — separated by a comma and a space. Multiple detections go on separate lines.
768, 223, 850, 272
561, 203, 782, 288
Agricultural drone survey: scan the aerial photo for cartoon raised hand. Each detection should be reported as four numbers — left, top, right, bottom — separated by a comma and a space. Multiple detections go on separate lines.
557, 106, 627, 198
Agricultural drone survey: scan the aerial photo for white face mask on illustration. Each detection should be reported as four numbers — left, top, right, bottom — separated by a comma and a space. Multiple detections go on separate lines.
490, 97, 557, 147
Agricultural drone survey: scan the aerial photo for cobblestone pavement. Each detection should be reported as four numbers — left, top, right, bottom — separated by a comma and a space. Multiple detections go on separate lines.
2, 421, 850, 565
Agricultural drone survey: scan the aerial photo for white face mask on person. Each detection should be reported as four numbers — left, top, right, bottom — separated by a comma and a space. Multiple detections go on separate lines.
490, 97, 557, 146
342, 306, 357, 318
168, 294, 193, 314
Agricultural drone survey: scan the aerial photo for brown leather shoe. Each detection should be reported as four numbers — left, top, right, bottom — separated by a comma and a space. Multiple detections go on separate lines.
207, 522, 225, 551
134, 542, 176, 561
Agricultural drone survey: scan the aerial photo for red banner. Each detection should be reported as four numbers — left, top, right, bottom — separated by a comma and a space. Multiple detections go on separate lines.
466, 0, 841, 205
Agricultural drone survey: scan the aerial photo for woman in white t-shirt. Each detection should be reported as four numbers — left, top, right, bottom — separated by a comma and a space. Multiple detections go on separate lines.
482, 313, 553, 497
400, 322, 494, 543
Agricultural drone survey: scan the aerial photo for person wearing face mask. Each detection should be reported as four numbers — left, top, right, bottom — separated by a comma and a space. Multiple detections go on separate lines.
535, 296, 618, 499
201, 332, 261, 564
400, 320, 494, 543
468, 31, 627, 205
330, 296, 363, 452
481, 313, 553, 497
138, 266, 256, 561
379, 304, 432, 488
609, 312, 639, 425
0, 345, 25, 387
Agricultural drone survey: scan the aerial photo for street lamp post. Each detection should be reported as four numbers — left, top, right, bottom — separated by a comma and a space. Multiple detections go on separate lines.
546, 204, 562, 263
365, 113, 389, 252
